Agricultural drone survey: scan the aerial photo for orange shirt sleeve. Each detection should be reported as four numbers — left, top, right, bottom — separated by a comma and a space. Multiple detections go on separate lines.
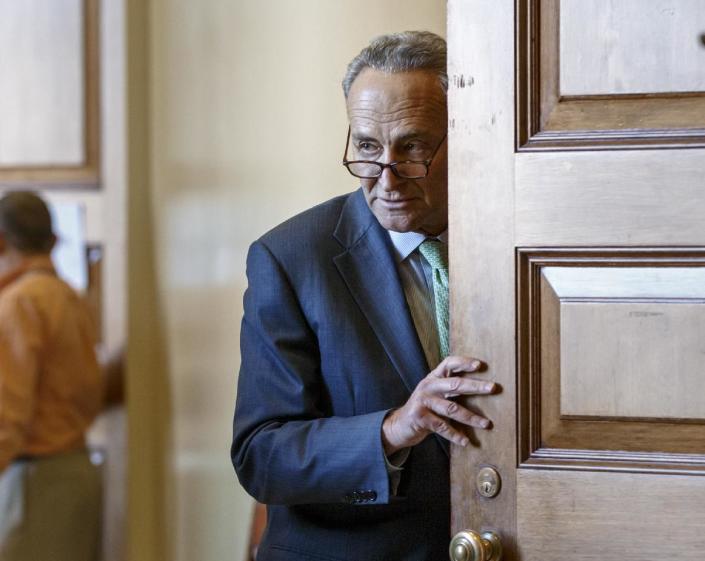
0, 290, 42, 472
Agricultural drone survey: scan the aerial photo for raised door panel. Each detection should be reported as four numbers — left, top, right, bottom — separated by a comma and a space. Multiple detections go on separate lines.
517, 0, 705, 149
518, 250, 705, 473
560, 0, 705, 96
517, 470, 705, 561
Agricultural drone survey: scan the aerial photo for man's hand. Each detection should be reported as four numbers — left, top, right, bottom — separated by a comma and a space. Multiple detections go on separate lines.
381, 356, 495, 455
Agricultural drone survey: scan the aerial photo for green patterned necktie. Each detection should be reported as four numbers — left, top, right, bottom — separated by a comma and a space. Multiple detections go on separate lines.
418, 239, 449, 359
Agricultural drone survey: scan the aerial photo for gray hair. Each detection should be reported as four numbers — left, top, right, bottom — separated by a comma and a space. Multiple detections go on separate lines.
342, 31, 447, 98
0, 191, 55, 253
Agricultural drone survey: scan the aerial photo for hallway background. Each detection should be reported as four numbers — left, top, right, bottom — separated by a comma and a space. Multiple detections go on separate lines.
127, 2, 446, 561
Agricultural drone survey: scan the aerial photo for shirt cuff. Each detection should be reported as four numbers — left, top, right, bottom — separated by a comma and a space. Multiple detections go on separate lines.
384, 447, 410, 495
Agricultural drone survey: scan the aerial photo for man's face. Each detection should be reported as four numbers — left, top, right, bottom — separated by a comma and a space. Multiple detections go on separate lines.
346, 68, 448, 235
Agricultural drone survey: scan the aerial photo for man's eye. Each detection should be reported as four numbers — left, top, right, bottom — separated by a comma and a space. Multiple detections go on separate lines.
358, 142, 379, 154
404, 142, 426, 153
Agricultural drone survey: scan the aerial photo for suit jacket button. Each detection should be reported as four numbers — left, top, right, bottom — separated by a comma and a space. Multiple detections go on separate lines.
367, 490, 377, 502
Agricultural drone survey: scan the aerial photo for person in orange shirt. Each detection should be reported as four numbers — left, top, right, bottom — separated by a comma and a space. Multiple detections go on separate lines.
0, 192, 103, 561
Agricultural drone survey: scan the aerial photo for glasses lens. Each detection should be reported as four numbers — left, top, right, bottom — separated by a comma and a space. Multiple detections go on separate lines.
346, 162, 382, 178
394, 162, 428, 179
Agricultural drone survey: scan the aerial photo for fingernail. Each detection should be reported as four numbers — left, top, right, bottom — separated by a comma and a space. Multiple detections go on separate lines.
484, 383, 495, 393
461, 438, 469, 446
471, 360, 481, 370
482, 419, 492, 429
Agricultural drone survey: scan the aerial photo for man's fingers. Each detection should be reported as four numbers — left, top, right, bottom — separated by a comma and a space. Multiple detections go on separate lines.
424, 375, 496, 397
390, 359, 495, 451
423, 411, 472, 447
422, 396, 491, 430
429, 356, 483, 378
386, 383, 494, 451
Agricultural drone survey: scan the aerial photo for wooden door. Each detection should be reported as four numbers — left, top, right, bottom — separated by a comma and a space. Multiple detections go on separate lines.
448, 1, 705, 560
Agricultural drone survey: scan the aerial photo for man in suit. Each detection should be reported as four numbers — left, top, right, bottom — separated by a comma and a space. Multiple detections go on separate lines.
232, 31, 496, 561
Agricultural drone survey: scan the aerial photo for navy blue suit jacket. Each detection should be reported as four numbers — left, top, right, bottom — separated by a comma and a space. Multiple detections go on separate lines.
232, 189, 449, 561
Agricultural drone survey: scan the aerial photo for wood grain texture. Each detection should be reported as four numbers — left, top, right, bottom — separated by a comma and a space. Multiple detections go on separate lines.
543, 266, 705, 299
539, 0, 560, 131
517, 469, 705, 561
516, 0, 705, 150
460, 1, 705, 558
515, 149, 705, 246
519, 250, 705, 468
544, 96, 705, 132
560, 0, 705, 96
560, 301, 705, 420
449, 0, 517, 556
544, 265, 705, 421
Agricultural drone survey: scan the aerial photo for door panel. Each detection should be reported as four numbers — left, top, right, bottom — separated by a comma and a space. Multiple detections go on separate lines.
517, 471, 705, 561
518, 250, 705, 464
559, 0, 705, 95
448, 1, 705, 559
560, 301, 705, 419
515, 150, 705, 246
517, 0, 705, 149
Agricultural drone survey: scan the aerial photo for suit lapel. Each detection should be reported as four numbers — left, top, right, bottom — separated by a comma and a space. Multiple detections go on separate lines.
332, 191, 429, 398
333, 191, 449, 457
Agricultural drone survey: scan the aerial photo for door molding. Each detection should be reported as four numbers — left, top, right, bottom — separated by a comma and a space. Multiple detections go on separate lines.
517, 247, 705, 475
516, 0, 705, 151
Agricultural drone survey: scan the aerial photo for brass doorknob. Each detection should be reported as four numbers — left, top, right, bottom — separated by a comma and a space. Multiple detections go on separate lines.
449, 530, 502, 561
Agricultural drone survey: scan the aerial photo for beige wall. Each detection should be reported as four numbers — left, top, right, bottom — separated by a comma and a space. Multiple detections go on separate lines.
129, 2, 445, 560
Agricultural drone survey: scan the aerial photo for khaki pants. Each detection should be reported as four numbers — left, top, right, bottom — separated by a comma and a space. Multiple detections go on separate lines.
0, 450, 102, 561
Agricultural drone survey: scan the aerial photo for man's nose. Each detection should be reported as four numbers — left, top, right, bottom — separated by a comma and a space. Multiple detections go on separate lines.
375, 151, 405, 190
376, 165, 402, 190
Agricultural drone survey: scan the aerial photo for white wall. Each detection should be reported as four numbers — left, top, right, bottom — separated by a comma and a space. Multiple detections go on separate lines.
134, 2, 446, 560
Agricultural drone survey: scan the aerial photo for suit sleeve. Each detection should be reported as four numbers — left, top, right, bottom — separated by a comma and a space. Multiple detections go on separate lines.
231, 240, 392, 506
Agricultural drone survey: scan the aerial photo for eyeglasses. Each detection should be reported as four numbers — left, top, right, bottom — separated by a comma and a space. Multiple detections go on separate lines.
342, 127, 447, 179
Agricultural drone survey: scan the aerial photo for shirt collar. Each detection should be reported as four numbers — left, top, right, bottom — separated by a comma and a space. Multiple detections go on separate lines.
0, 254, 55, 291
388, 229, 449, 264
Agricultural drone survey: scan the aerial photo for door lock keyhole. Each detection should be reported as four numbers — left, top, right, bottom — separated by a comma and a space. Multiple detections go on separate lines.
476, 466, 501, 499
